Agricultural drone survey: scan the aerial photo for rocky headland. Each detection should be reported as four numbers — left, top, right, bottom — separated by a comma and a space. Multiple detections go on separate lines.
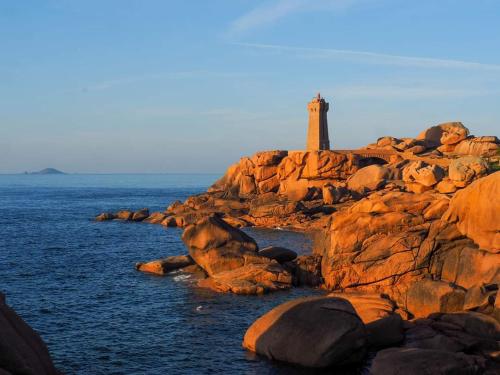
96, 121, 500, 373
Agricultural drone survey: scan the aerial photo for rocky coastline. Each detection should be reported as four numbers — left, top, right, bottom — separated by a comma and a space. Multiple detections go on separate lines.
93, 121, 500, 373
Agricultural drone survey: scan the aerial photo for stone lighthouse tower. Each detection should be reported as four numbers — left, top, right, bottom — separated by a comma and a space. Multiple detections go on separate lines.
306, 93, 330, 150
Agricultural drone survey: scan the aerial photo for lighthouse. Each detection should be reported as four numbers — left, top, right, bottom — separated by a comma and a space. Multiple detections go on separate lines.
306, 93, 330, 150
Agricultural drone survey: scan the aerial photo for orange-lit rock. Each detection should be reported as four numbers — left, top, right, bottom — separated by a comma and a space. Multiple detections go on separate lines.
443, 172, 499, 251
448, 156, 489, 188
406, 279, 466, 318
417, 122, 469, 147
347, 164, 391, 194
181, 214, 259, 276
454, 136, 499, 157
402, 161, 445, 187
135, 255, 194, 275
131, 208, 149, 222
95, 212, 115, 221
436, 178, 457, 194
143, 211, 166, 224
198, 261, 291, 295
116, 210, 133, 220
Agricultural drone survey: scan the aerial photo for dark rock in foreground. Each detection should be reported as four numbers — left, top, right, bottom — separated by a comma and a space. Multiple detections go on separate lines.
243, 296, 366, 368
0, 293, 59, 375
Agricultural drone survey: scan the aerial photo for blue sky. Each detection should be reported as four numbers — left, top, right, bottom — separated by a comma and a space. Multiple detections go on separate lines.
1, 0, 499, 173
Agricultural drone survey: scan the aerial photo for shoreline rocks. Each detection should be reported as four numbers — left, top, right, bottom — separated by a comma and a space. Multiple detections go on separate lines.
92, 121, 499, 371
135, 255, 194, 275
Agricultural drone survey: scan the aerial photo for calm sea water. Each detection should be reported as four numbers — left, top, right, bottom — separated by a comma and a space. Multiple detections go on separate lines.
0, 174, 324, 375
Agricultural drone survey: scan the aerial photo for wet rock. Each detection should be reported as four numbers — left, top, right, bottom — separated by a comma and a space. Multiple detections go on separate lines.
0, 293, 59, 375
243, 297, 366, 368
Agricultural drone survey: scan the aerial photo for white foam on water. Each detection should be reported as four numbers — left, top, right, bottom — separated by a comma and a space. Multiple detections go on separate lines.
173, 274, 191, 282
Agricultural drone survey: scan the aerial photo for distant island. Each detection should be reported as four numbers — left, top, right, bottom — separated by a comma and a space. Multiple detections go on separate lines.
25, 168, 66, 175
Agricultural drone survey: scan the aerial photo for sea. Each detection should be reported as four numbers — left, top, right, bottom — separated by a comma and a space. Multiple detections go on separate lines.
0, 173, 331, 375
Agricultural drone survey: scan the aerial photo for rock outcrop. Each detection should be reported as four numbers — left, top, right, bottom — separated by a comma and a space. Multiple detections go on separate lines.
0, 293, 59, 375
319, 182, 499, 319
454, 136, 499, 157
443, 171, 499, 251
181, 214, 259, 276
417, 122, 469, 148
243, 297, 366, 368
182, 215, 292, 294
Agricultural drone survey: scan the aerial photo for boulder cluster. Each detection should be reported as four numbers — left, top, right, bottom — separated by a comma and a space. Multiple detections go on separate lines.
135, 214, 322, 294
95, 121, 499, 372
243, 293, 499, 373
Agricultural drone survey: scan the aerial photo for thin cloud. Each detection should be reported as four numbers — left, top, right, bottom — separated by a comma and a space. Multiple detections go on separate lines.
228, 0, 359, 34
233, 42, 500, 71
331, 85, 498, 99
76, 71, 249, 93
230, 0, 304, 33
